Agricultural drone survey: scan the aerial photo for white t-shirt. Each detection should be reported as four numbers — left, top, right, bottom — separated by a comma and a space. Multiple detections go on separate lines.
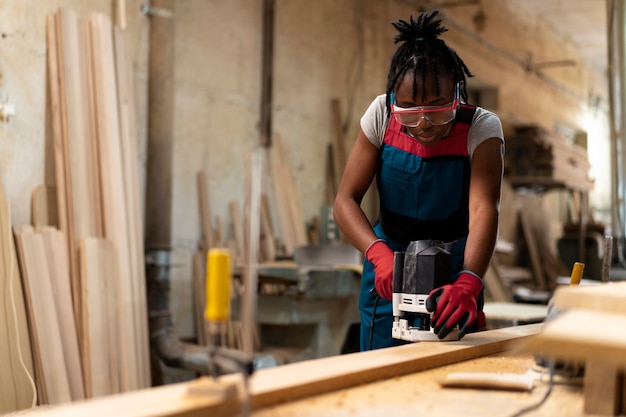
360, 94, 504, 159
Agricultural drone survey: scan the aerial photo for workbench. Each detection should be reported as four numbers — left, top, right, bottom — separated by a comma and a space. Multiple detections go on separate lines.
254, 352, 584, 417
12, 324, 565, 417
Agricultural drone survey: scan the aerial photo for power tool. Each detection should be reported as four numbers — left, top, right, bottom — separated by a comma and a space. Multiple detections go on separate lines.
391, 239, 459, 342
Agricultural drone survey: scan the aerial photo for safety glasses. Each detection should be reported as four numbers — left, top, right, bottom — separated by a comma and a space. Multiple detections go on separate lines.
390, 84, 459, 127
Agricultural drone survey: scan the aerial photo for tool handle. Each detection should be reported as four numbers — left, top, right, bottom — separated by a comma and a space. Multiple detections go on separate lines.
205, 248, 232, 322
569, 262, 585, 286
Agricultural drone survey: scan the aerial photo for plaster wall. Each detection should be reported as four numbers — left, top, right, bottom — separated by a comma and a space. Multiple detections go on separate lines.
0, 0, 611, 338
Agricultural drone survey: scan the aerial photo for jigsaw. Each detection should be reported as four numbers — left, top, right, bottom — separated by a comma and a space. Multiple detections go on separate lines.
391, 239, 459, 342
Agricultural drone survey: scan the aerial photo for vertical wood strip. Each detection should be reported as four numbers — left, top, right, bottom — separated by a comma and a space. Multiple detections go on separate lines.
114, 25, 150, 388
242, 152, 262, 356
80, 238, 121, 398
0, 179, 35, 413
90, 12, 144, 391
38, 227, 85, 401
197, 171, 213, 253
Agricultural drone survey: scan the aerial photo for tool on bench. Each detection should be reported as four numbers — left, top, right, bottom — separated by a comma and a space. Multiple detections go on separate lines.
392, 239, 459, 342
196, 249, 255, 413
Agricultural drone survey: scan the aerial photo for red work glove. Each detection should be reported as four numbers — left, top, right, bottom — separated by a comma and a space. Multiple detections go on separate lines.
425, 270, 483, 339
364, 239, 394, 300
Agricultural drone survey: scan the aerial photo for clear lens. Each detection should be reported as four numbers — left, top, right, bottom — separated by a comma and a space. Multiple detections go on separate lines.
392, 107, 457, 127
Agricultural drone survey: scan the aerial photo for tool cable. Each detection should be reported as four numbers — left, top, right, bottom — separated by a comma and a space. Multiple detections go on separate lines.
3, 167, 38, 407
508, 359, 555, 417
368, 289, 380, 351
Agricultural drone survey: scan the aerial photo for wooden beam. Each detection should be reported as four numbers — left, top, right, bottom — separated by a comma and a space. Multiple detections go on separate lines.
22, 324, 539, 416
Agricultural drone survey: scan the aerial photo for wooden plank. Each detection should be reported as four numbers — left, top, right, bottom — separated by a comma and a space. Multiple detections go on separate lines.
83, 17, 104, 239
20, 324, 540, 417
192, 251, 208, 346
214, 216, 225, 248
267, 144, 294, 256
518, 309, 626, 367
114, 0, 127, 29
113, 25, 150, 388
483, 302, 547, 325
80, 238, 121, 398
37, 227, 85, 401
228, 201, 245, 264
57, 7, 104, 350
48, 11, 80, 332
90, 13, 149, 390
583, 361, 623, 416
31, 185, 58, 228
281, 158, 308, 248
0, 180, 35, 413
14, 228, 72, 405
197, 171, 213, 253
242, 152, 262, 356
259, 194, 276, 262
552, 281, 626, 314
57, 5, 101, 254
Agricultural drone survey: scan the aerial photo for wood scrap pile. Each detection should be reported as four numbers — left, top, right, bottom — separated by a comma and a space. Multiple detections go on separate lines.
3, 8, 150, 409
505, 125, 593, 191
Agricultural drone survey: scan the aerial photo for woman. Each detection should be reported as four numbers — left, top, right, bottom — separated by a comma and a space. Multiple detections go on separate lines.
334, 11, 504, 350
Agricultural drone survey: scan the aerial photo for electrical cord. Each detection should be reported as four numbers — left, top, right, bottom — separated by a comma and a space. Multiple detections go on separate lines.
368, 289, 380, 351
508, 360, 555, 417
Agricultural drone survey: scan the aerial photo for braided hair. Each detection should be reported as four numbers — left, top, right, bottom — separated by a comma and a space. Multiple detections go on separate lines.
385, 11, 473, 116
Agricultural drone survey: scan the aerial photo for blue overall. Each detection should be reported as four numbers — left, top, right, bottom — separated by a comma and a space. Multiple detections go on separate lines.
359, 105, 478, 351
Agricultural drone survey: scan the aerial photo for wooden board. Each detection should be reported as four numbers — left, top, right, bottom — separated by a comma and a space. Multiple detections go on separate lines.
552, 281, 626, 314
253, 353, 580, 417
267, 146, 292, 256
37, 227, 84, 401
259, 194, 276, 262
197, 171, 213, 253
483, 302, 548, 324
90, 13, 149, 390
19, 324, 540, 417
0, 180, 35, 413
242, 152, 262, 355
518, 309, 626, 367
228, 201, 245, 263
113, 24, 151, 389
192, 251, 208, 346
80, 238, 122, 398
14, 228, 72, 405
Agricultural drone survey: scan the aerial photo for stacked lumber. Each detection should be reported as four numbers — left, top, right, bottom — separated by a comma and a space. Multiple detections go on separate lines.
33, 6, 150, 401
505, 125, 593, 191
13, 226, 82, 405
